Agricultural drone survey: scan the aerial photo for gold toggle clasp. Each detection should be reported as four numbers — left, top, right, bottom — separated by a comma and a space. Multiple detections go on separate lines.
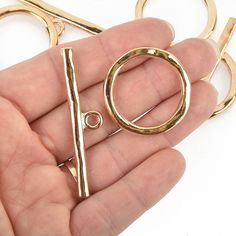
206, 18, 236, 117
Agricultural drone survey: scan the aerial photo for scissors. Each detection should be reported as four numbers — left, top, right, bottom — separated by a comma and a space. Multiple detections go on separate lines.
135, 0, 236, 118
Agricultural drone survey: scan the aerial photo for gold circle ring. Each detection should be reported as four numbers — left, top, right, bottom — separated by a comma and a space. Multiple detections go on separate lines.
135, 0, 217, 39
0, 4, 59, 47
104, 47, 191, 135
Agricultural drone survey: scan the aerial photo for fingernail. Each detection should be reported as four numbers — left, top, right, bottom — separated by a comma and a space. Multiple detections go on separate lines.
206, 39, 221, 58
162, 20, 175, 38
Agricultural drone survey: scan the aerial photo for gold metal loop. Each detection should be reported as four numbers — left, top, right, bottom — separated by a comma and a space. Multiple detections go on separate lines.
20, 0, 104, 35
135, 0, 217, 39
82, 111, 104, 130
52, 18, 65, 37
104, 47, 191, 135
0, 4, 59, 47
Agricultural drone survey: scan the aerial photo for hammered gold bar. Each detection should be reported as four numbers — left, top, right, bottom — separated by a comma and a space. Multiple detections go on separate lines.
20, 0, 104, 34
62, 48, 90, 199
217, 18, 236, 55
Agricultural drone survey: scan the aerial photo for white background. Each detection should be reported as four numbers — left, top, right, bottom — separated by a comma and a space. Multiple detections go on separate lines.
0, 1, 236, 236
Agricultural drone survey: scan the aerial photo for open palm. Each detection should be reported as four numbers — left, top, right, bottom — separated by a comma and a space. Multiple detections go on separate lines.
0, 19, 218, 236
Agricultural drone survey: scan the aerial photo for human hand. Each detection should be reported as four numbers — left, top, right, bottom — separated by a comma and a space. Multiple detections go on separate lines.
0, 19, 218, 236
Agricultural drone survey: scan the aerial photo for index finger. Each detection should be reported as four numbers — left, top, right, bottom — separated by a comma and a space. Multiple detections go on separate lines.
0, 18, 174, 122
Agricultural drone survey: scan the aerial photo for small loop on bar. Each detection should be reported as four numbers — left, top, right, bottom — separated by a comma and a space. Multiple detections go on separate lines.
52, 18, 65, 37
82, 111, 103, 130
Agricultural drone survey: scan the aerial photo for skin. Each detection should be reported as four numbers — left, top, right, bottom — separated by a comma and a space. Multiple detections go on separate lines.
0, 18, 218, 236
